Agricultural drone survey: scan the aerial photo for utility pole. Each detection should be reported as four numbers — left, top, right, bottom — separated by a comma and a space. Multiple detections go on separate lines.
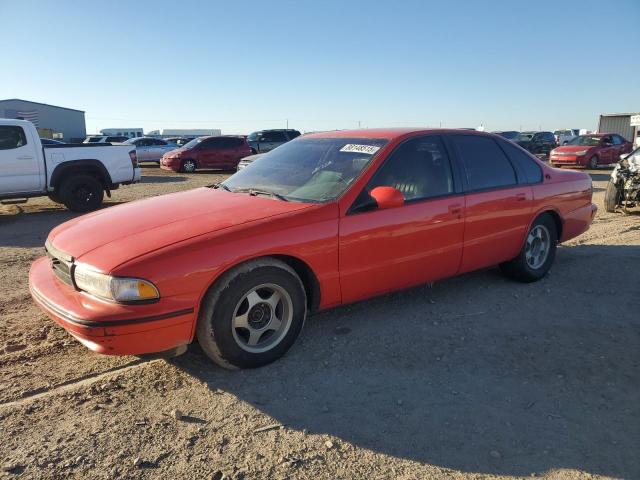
286, 119, 289, 129
358, 120, 361, 128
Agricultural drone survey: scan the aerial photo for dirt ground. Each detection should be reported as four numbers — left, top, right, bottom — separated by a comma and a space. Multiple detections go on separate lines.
0, 164, 638, 480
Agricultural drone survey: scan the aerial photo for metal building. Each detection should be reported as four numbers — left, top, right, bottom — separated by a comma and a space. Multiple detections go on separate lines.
597, 112, 639, 143
0, 98, 86, 142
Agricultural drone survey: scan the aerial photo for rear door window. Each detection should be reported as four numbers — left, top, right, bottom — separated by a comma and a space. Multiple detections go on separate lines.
498, 140, 543, 184
0, 126, 28, 150
449, 135, 517, 191
263, 131, 288, 142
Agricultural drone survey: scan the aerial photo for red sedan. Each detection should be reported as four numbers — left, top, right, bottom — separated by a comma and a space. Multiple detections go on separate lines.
549, 133, 632, 169
30, 129, 596, 369
160, 135, 252, 173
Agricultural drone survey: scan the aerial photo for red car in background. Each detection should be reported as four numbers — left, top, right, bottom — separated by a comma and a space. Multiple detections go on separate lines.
161, 135, 252, 173
549, 133, 632, 169
30, 129, 596, 369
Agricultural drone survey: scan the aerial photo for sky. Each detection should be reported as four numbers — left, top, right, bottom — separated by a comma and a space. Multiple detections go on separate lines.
2, 0, 639, 135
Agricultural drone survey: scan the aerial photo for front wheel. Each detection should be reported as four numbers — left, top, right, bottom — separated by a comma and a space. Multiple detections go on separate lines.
604, 180, 622, 213
588, 156, 599, 169
60, 174, 104, 212
500, 214, 558, 283
196, 258, 307, 369
180, 159, 197, 173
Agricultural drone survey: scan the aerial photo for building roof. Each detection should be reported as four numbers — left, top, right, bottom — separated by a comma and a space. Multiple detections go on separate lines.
0, 98, 85, 113
599, 112, 640, 117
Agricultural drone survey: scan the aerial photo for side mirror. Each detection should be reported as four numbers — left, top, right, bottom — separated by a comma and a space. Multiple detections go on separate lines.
370, 186, 404, 210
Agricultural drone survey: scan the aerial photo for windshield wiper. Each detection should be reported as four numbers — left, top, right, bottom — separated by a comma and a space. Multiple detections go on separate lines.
210, 183, 231, 191
234, 188, 289, 202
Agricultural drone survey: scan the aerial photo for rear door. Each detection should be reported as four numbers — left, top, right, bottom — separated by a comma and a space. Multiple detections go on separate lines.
0, 125, 43, 194
134, 138, 152, 161
447, 134, 534, 273
599, 135, 616, 164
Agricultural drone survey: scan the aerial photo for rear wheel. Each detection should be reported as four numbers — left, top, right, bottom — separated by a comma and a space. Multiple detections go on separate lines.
60, 174, 104, 212
180, 159, 197, 173
500, 214, 557, 283
588, 156, 599, 169
604, 180, 622, 213
196, 258, 307, 369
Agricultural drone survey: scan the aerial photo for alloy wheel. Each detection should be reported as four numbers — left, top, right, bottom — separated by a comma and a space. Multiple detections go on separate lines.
525, 224, 550, 269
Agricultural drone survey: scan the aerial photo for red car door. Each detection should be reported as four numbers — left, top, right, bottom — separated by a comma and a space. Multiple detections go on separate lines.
599, 135, 616, 164
447, 134, 534, 273
339, 135, 465, 303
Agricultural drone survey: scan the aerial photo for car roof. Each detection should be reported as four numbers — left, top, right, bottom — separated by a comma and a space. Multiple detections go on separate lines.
302, 128, 494, 141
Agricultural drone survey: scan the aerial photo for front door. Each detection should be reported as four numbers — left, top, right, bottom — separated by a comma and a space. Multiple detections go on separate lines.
339, 135, 465, 303
0, 125, 42, 194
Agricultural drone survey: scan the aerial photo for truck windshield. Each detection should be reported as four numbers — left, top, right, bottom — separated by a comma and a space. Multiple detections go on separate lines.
222, 137, 388, 203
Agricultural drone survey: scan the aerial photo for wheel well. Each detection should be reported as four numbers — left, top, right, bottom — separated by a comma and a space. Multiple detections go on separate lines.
540, 210, 563, 240
271, 255, 321, 312
51, 162, 111, 192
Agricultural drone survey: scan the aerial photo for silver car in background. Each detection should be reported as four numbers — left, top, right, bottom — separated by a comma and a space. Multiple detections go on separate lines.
236, 153, 264, 170
123, 137, 179, 163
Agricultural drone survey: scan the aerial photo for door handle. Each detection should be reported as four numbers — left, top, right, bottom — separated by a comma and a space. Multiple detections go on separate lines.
448, 204, 462, 215
516, 193, 527, 201
17, 156, 34, 160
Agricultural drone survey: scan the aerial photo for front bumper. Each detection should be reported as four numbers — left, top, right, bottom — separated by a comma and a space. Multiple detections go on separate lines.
160, 157, 181, 172
550, 154, 586, 166
29, 257, 195, 356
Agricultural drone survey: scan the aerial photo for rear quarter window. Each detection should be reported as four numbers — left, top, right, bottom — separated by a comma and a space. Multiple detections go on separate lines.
499, 140, 543, 184
449, 135, 517, 191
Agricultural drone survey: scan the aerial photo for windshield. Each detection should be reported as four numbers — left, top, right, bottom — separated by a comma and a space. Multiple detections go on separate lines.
247, 132, 260, 141
222, 137, 388, 203
182, 137, 203, 149
568, 136, 601, 146
517, 133, 535, 141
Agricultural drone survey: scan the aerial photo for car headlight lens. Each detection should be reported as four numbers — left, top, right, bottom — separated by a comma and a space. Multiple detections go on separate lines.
74, 265, 159, 302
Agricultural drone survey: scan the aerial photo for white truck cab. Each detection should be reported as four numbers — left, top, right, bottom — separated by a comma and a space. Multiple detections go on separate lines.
0, 119, 141, 211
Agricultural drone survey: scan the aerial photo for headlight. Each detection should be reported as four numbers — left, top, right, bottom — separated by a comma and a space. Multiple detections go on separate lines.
74, 265, 159, 303
573, 150, 589, 156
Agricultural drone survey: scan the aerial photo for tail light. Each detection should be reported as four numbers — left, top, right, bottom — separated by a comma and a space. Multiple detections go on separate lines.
129, 150, 138, 167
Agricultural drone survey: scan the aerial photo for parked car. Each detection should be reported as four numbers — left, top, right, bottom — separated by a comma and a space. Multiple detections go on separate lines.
549, 133, 633, 169
516, 131, 557, 157
123, 137, 178, 163
553, 129, 580, 145
165, 137, 195, 147
0, 119, 140, 211
161, 136, 252, 173
246, 129, 301, 153
492, 131, 520, 141
84, 135, 130, 144
40, 138, 65, 145
30, 128, 596, 369
236, 153, 265, 170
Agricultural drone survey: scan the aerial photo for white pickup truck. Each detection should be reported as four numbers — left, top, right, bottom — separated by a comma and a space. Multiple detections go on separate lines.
0, 119, 141, 211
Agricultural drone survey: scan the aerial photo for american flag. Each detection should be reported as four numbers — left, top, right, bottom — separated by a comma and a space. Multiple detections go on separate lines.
5, 108, 39, 127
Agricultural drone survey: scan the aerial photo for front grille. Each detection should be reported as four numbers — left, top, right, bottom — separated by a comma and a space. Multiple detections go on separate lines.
45, 240, 74, 287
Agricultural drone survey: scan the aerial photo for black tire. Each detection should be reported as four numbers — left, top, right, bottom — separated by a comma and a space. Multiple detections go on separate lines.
196, 258, 307, 369
47, 192, 63, 204
60, 174, 104, 212
180, 159, 197, 173
588, 156, 598, 169
500, 214, 558, 283
250, 148, 258, 155
604, 181, 621, 213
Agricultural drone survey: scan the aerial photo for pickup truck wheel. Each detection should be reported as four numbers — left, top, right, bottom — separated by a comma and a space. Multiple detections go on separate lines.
196, 258, 307, 369
60, 174, 104, 212
180, 159, 197, 173
47, 193, 62, 204
499, 214, 557, 283
604, 181, 621, 213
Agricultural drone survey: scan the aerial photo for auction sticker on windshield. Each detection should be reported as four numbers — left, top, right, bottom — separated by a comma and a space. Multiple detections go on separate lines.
339, 144, 381, 155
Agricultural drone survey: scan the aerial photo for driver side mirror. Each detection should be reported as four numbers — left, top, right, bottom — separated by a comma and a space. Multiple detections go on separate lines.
370, 186, 404, 210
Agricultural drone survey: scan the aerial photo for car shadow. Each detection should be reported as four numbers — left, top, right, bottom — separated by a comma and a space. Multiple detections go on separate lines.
0, 203, 126, 248
140, 175, 188, 184
172, 244, 640, 478
588, 171, 613, 182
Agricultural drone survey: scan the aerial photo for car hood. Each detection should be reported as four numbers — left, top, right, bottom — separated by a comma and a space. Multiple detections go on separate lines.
48, 187, 314, 271
553, 145, 595, 153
